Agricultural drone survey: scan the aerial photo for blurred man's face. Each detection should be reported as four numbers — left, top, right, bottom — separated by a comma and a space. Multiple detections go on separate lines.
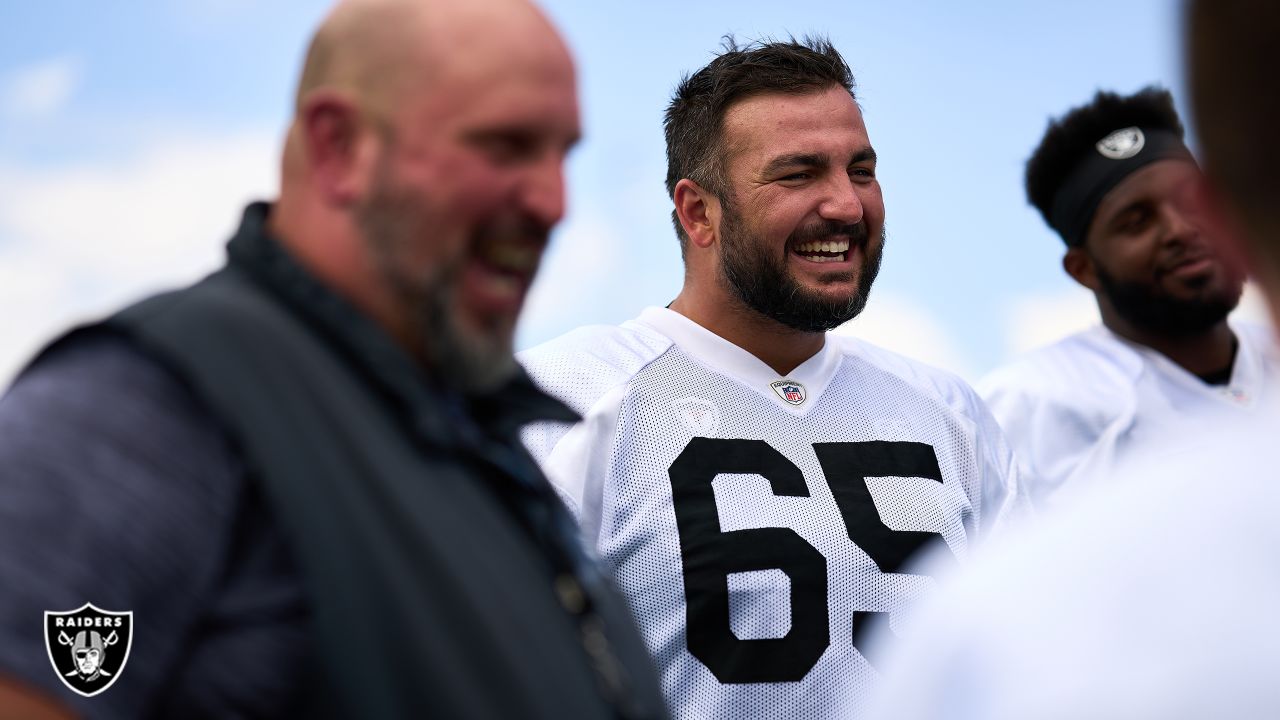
1080, 160, 1244, 336
713, 86, 886, 332
356, 30, 580, 392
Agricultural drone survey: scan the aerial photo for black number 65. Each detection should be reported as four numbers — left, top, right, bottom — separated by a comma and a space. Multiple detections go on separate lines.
668, 437, 955, 683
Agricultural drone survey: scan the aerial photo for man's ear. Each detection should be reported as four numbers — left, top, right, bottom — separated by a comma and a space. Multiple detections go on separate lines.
298, 90, 378, 206
1062, 246, 1099, 291
673, 178, 721, 249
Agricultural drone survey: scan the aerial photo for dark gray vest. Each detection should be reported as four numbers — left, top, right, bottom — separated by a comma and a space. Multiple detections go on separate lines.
106, 263, 664, 719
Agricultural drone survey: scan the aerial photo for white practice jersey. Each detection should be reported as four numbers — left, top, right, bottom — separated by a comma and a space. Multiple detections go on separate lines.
866, 402, 1280, 720
520, 307, 1024, 720
979, 322, 1280, 510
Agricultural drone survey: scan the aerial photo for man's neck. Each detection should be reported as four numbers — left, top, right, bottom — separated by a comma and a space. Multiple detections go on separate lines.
1103, 315, 1237, 378
668, 289, 825, 376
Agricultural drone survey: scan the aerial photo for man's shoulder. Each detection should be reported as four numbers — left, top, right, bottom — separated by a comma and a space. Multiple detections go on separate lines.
978, 327, 1139, 405
1235, 320, 1280, 360
0, 328, 261, 714
1, 326, 246, 529
518, 317, 673, 416
828, 333, 985, 414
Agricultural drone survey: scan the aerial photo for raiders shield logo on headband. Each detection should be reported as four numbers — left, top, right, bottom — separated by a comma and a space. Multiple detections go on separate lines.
1096, 127, 1145, 160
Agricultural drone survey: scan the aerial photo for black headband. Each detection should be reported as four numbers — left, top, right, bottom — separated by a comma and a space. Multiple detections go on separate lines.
1048, 127, 1195, 246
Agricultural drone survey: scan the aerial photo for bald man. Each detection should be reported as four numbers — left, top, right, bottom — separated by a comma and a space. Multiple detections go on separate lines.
0, 1, 666, 718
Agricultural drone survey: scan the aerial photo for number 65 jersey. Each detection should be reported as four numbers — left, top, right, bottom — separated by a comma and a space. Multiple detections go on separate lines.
520, 307, 1024, 719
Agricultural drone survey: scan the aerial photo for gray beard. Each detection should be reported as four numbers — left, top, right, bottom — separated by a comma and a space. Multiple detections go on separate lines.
417, 261, 519, 395
357, 182, 519, 396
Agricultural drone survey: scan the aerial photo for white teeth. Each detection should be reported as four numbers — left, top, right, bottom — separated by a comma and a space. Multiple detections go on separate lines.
803, 253, 847, 264
794, 239, 852, 256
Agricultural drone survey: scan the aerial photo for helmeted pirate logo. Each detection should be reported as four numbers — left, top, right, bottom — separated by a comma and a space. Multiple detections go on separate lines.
44, 603, 133, 697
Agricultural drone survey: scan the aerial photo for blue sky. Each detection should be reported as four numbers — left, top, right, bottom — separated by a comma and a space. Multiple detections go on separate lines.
1, 0, 1259, 384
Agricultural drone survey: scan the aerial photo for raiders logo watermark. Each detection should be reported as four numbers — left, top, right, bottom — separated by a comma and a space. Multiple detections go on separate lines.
770, 379, 807, 406
44, 603, 133, 697
1096, 126, 1145, 160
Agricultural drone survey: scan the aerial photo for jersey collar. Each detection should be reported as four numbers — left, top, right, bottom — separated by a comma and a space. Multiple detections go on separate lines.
1099, 322, 1271, 408
633, 306, 842, 416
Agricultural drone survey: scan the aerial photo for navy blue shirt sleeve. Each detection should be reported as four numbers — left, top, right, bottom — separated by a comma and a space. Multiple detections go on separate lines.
0, 331, 280, 718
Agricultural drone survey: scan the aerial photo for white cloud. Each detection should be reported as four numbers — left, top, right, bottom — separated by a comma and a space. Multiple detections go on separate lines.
2, 56, 82, 119
1003, 290, 1100, 358
0, 128, 280, 385
833, 293, 976, 381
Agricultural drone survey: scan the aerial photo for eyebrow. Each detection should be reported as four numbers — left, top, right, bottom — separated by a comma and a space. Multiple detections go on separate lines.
762, 153, 828, 176
850, 147, 878, 165
761, 148, 878, 176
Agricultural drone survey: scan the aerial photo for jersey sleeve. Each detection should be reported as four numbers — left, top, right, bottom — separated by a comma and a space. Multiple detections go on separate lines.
518, 323, 670, 530
978, 345, 1137, 512
0, 331, 248, 717
958, 380, 1033, 537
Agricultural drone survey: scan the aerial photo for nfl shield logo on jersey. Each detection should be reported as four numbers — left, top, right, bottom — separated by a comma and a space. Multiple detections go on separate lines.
44, 603, 133, 697
770, 379, 807, 406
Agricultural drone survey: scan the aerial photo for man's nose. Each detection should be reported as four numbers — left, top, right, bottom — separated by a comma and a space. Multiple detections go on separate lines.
1160, 198, 1201, 246
520, 152, 568, 231
820, 175, 865, 225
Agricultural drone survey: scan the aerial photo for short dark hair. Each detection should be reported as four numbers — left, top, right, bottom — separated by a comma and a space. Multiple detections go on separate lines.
1025, 87, 1185, 236
663, 36, 855, 255
1188, 0, 1280, 269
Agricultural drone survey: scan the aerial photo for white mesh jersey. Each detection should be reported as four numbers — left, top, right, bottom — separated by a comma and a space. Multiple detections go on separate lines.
867, 403, 1280, 720
520, 307, 1023, 720
978, 322, 1280, 510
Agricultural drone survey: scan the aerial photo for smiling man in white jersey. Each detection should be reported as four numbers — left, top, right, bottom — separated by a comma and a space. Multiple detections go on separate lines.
520, 37, 1024, 719
978, 87, 1279, 510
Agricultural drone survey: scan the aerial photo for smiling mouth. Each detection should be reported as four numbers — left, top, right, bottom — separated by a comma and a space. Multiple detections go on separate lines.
1163, 254, 1216, 278
465, 241, 543, 306
793, 238, 851, 263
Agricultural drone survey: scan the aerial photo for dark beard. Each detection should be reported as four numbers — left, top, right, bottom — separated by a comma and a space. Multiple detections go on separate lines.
1095, 263, 1240, 337
718, 202, 884, 333
356, 167, 519, 395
